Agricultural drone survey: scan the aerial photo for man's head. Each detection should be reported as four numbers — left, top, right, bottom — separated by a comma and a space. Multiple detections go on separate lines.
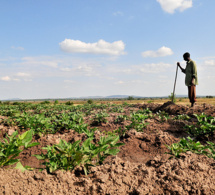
183, 52, 190, 61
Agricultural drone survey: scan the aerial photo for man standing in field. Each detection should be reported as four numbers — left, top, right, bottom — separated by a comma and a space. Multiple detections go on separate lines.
177, 52, 198, 107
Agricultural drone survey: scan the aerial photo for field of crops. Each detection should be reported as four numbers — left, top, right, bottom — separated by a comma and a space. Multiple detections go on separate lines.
0, 101, 215, 194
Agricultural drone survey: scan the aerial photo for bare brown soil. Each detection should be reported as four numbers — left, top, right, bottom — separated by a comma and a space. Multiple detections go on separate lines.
1, 102, 215, 194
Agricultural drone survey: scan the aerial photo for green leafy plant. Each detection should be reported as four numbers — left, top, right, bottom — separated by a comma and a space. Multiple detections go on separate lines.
126, 113, 149, 132
114, 127, 127, 138
91, 112, 109, 125
147, 100, 153, 103
185, 113, 215, 137
167, 137, 215, 161
109, 106, 124, 113
166, 137, 206, 158
0, 130, 39, 167
114, 115, 128, 124
136, 108, 152, 115
205, 142, 215, 159
122, 102, 128, 106
174, 114, 190, 120
34, 135, 124, 175
156, 110, 170, 122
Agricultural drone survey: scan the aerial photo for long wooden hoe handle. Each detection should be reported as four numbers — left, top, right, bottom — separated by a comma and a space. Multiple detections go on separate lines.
172, 65, 178, 103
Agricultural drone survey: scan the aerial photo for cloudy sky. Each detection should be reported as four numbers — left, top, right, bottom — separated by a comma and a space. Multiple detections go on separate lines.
0, 0, 215, 99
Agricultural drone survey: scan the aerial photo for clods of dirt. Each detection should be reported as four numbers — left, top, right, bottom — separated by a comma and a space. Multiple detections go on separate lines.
0, 152, 215, 195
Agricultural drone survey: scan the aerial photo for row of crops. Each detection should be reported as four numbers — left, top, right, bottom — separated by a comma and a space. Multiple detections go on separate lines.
0, 102, 215, 174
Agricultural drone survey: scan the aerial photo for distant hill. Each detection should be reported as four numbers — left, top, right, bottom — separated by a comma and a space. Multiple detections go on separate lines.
3, 98, 22, 101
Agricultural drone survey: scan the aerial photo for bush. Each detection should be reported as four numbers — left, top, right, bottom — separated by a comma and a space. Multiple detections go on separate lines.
54, 100, 59, 104
12, 102, 21, 105
65, 101, 73, 105
128, 96, 134, 100
168, 93, 176, 103
87, 99, 93, 104
40, 101, 50, 104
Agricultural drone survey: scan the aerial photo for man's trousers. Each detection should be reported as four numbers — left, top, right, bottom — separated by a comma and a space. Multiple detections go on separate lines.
188, 85, 196, 103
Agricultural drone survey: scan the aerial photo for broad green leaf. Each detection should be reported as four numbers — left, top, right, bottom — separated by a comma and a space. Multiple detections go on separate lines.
15, 162, 27, 172
26, 142, 40, 148
34, 154, 45, 160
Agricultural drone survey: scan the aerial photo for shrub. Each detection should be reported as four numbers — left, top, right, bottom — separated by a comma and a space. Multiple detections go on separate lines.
168, 93, 176, 103
40, 101, 50, 104
128, 96, 134, 100
12, 102, 21, 105
54, 100, 59, 104
206, 96, 213, 98
87, 99, 93, 104
65, 101, 73, 105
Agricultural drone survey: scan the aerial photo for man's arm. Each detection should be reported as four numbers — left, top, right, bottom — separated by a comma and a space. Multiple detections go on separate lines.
177, 62, 185, 73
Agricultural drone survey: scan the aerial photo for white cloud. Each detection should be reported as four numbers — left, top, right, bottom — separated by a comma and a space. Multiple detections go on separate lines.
204, 60, 215, 66
1, 75, 30, 82
113, 11, 124, 16
64, 80, 75, 83
11, 46, 24, 51
60, 68, 72, 72
115, 81, 125, 84
59, 39, 126, 56
1, 76, 11, 81
73, 64, 102, 77
21, 57, 58, 68
13, 78, 21, 81
139, 63, 172, 73
142, 46, 173, 58
115, 80, 143, 85
23, 78, 32, 82
16, 72, 31, 77
157, 0, 193, 14
108, 62, 172, 75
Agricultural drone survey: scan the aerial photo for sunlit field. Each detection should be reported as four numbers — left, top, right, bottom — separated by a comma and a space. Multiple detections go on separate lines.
19, 97, 215, 106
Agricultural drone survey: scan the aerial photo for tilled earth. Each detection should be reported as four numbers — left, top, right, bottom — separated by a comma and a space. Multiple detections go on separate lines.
1, 102, 215, 194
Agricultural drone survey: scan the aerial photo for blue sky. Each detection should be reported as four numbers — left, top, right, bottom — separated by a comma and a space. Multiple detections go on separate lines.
0, 0, 215, 99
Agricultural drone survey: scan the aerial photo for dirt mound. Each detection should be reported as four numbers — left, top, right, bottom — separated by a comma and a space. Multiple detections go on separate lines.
1, 153, 215, 195
155, 101, 188, 115
140, 101, 188, 115
141, 102, 215, 116
117, 129, 178, 163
